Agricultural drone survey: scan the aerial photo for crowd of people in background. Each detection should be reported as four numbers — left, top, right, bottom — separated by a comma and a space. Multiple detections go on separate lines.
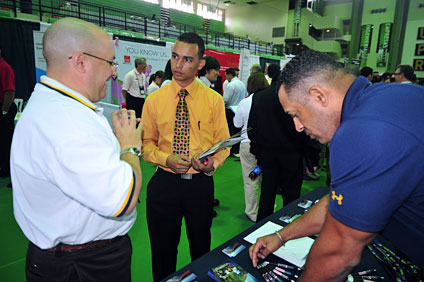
360, 64, 422, 85
2, 16, 424, 282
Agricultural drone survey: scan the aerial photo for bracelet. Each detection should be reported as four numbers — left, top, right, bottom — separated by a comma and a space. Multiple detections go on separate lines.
275, 231, 285, 246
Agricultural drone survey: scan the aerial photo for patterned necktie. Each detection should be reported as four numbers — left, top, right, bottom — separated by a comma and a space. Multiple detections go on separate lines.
172, 89, 190, 156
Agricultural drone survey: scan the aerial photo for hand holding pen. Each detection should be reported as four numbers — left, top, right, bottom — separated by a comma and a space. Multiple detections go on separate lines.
191, 153, 214, 174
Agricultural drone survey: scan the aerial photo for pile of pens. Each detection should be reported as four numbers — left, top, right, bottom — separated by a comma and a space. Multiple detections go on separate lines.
346, 269, 384, 281
367, 240, 423, 282
256, 261, 301, 282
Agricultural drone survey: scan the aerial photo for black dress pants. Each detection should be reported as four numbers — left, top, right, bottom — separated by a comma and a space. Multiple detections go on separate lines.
126, 94, 144, 118
0, 102, 17, 177
25, 235, 132, 282
147, 168, 214, 281
257, 155, 303, 222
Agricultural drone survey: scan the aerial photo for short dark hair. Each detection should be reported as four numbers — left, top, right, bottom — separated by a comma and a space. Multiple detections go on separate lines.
267, 64, 281, 82
225, 67, 236, 76
247, 72, 269, 94
360, 66, 373, 78
177, 32, 205, 59
163, 59, 173, 81
396, 64, 414, 81
279, 50, 343, 101
198, 55, 220, 76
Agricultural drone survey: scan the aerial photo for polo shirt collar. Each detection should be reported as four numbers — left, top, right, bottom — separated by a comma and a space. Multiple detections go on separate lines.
40, 75, 97, 111
340, 76, 370, 123
170, 77, 200, 99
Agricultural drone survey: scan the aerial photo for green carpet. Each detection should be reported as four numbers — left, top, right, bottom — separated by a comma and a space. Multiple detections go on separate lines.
0, 156, 327, 281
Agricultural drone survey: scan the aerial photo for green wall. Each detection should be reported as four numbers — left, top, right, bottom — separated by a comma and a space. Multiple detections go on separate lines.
322, 2, 352, 20
401, 0, 424, 78
359, 0, 396, 73
225, 0, 289, 44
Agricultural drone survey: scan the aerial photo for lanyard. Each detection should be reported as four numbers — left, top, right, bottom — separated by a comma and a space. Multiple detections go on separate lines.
40, 81, 96, 112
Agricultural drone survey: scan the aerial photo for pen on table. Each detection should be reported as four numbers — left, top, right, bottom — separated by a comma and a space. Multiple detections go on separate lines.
359, 275, 384, 280
178, 270, 190, 281
198, 121, 200, 130
351, 269, 376, 276
230, 242, 239, 251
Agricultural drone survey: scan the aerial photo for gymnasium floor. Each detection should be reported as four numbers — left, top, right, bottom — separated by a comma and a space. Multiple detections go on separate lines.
0, 156, 327, 281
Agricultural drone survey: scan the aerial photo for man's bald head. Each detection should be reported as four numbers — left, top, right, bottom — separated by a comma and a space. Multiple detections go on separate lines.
43, 17, 110, 68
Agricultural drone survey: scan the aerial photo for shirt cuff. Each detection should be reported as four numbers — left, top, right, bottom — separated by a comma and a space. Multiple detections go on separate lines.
157, 150, 171, 167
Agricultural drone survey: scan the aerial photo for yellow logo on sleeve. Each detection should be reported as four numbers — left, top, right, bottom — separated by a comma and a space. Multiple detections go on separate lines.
331, 191, 343, 205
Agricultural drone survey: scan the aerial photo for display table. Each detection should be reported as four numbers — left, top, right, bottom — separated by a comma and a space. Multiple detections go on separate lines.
162, 186, 392, 281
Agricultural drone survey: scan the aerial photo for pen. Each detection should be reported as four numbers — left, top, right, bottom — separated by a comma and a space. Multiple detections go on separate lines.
359, 275, 384, 280
198, 121, 200, 130
351, 269, 376, 276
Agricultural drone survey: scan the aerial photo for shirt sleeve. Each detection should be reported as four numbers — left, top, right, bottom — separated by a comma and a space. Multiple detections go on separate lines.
0, 64, 15, 92
141, 95, 171, 166
121, 72, 131, 91
210, 93, 231, 169
51, 118, 135, 218
328, 119, 422, 232
233, 98, 246, 128
223, 83, 234, 104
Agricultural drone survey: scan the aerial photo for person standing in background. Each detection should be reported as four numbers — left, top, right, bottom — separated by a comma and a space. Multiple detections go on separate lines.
197, 55, 220, 88
248, 64, 306, 222
122, 57, 147, 117
234, 72, 269, 222
0, 44, 17, 179
10, 18, 142, 282
147, 70, 164, 95
224, 67, 246, 157
141, 32, 230, 281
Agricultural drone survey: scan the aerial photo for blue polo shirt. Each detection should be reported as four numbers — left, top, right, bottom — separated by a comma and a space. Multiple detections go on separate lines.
328, 77, 424, 266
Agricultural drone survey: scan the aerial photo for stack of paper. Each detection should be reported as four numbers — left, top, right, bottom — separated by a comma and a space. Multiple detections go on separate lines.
243, 221, 315, 267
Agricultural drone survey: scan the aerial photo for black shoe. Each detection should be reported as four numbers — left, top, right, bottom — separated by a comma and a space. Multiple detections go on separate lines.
7, 182, 12, 188
213, 199, 220, 207
212, 210, 217, 218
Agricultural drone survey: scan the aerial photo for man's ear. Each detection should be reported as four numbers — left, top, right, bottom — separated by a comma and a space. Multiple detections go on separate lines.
309, 86, 328, 107
69, 52, 87, 73
198, 59, 206, 70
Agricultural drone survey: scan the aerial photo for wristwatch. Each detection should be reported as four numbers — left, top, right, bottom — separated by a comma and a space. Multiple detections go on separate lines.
2, 111, 7, 115
120, 147, 141, 158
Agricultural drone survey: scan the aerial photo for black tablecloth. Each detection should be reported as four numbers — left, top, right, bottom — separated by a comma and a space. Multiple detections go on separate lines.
162, 186, 393, 281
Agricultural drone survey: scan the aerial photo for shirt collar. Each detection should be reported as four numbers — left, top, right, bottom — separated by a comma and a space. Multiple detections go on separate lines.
340, 76, 371, 123
40, 75, 98, 111
170, 77, 200, 99
199, 76, 212, 87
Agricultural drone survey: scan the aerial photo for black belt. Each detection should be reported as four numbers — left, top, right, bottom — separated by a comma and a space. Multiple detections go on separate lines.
158, 168, 205, 180
42, 236, 124, 253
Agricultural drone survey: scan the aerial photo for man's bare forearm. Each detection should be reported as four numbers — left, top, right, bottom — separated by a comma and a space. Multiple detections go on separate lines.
280, 195, 329, 241
1, 91, 15, 112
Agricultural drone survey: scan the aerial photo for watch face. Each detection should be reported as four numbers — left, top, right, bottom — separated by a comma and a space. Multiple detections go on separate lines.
131, 148, 141, 157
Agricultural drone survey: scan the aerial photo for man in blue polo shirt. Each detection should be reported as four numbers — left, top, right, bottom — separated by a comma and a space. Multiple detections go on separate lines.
249, 50, 424, 281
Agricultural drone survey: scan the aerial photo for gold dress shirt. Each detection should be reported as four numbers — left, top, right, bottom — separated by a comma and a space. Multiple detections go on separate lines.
141, 78, 230, 174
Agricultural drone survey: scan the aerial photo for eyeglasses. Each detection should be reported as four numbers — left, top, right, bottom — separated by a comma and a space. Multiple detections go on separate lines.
394, 72, 402, 75
68, 52, 119, 70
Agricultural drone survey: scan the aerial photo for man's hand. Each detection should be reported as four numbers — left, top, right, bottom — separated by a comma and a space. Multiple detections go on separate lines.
191, 154, 214, 174
249, 232, 283, 267
166, 154, 191, 174
111, 108, 142, 151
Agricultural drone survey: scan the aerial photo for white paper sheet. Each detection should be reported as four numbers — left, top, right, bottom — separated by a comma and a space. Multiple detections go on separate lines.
243, 221, 315, 267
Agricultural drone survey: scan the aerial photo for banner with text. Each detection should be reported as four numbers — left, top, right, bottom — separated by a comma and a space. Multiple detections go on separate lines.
358, 24, 373, 68
113, 39, 172, 104
376, 23, 392, 67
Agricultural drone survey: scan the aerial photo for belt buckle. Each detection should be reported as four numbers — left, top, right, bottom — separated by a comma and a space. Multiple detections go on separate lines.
180, 174, 192, 180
